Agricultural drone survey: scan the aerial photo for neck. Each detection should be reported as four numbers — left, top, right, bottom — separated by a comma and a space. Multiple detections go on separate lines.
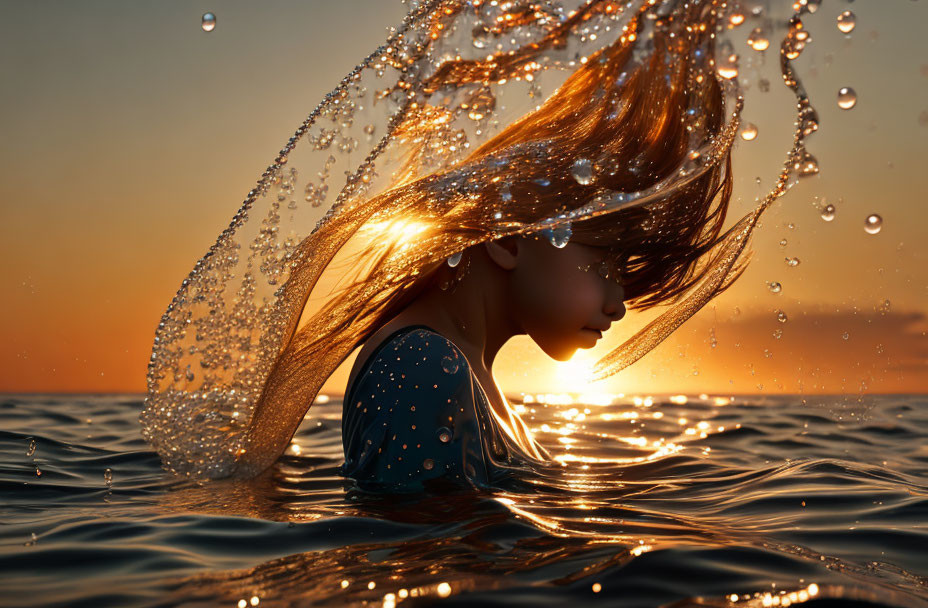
401, 249, 521, 373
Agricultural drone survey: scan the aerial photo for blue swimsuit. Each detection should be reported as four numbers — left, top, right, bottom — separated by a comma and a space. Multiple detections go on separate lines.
339, 326, 550, 493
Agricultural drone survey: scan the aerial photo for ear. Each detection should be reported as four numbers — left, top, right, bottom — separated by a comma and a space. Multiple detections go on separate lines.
483, 236, 519, 270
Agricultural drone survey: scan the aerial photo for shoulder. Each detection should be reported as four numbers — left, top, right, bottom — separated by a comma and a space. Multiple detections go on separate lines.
347, 326, 470, 399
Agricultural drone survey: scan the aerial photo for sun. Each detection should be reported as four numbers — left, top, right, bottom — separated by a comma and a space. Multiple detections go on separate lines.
554, 351, 596, 391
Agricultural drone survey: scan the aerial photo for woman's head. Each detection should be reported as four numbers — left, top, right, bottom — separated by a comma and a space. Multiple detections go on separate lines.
305, 10, 736, 367
483, 235, 626, 361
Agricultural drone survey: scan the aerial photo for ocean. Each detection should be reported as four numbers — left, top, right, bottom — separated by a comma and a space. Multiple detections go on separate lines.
1, 393, 926, 607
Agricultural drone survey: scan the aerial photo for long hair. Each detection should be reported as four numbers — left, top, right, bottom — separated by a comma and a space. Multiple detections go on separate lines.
142, 0, 761, 480
237, 12, 737, 477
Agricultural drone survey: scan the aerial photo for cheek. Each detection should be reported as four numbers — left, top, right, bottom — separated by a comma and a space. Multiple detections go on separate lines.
512, 255, 602, 334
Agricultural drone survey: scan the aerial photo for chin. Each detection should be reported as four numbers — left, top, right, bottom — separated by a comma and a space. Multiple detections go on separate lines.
541, 343, 578, 362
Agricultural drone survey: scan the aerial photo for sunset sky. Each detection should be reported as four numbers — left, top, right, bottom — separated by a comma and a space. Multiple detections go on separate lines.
1, 1, 926, 396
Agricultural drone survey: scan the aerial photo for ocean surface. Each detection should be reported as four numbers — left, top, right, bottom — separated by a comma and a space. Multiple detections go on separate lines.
1, 393, 926, 607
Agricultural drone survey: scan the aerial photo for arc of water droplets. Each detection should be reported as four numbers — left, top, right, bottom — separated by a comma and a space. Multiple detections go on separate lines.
141, 0, 445, 478
142, 0, 830, 479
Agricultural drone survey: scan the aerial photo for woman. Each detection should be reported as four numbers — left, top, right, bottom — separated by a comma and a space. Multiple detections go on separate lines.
142, 0, 768, 485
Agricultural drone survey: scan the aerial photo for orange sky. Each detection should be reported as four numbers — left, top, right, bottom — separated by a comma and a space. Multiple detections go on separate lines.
0, 1, 925, 395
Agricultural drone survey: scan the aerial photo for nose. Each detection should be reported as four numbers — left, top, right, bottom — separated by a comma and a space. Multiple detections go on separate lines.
603, 283, 626, 321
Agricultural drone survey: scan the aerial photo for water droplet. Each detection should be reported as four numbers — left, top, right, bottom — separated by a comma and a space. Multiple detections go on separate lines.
864, 214, 882, 234
472, 26, 490, 49
185, 365, 195, 382
26, 438, 36, 457
747, 28, 770, 51
441, 355, 459, 375
201, 12, 216, 32
837, 87, 857, 110
768, 282, 782, 293
841, 332, 850, 340
786, 257, 801, 267
437, 427, 452, 443
772, 329, 783, 339
795, 149, 819, 177
729, 13, 745, 27
740, 123, 758, 141
542, 222, 572, 248
776, 310, 788, 323
466, 88, 495, 121
446, 252, 462, 268
779, 239, 788, 247
422, 458, 435, 470
878, 299, 891, 315
837, 11, 856, 34
799, 105, 819, 136
571, 158, 594, 185
820, 204, 836, 222
103, 468, 113, 486
716, 54, 739, 79
499, 182, 512, 202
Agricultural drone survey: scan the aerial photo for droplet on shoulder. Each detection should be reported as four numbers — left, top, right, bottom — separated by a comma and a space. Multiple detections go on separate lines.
441, 355, 459, 374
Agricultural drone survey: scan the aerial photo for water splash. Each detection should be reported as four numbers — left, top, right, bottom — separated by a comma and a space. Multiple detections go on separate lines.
142, 0, 840, 479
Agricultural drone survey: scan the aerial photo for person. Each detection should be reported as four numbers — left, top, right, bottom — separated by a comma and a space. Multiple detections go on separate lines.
328, 18, 740, 490
339, 234, 627, 491
141, 1, 755, 484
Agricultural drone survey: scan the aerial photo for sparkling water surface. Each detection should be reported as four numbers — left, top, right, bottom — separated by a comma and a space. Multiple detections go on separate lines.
2, 394, 927, 607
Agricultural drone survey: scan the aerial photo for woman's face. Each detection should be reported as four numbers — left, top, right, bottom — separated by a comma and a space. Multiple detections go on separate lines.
509, 236, 626, 361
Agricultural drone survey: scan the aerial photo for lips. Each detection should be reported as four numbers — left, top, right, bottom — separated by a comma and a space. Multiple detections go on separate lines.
581, 328, 603, 340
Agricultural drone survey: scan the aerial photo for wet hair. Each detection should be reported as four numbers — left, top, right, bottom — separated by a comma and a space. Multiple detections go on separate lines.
328, 18, 734, 324
231, 8, 741, 476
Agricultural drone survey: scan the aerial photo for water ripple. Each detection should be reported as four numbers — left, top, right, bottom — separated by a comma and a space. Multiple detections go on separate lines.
1, 394, 926, 607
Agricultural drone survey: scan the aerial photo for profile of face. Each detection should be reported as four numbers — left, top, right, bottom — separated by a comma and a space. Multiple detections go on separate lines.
487, 236, 626, 361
